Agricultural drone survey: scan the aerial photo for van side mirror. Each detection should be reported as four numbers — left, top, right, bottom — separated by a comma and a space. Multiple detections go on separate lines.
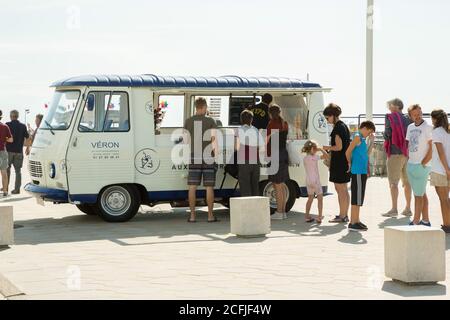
87, 94, 95, 111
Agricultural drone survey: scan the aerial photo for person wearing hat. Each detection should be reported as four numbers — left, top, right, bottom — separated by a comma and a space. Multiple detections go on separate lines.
0, 110, 13, 197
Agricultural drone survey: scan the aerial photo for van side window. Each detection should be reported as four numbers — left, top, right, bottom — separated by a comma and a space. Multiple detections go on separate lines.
103, 93, 130, 132
79, 91, 130, 132
156, 95, 184, 132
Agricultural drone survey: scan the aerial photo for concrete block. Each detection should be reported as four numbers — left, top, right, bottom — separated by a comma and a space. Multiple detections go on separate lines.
230, 197, 270, 237
0, 206, 13, 246
385, 226, 445, 284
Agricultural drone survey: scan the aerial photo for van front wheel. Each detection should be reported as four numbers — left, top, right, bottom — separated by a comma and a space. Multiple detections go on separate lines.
76, 204, 99, 216
97, 185, 140, 222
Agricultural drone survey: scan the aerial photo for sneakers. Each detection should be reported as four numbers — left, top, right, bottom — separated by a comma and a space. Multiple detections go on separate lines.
271, 212, 286, 220
419, 220, 432, 227
382, 209, 398, 218
358, 222, 368, 229
401, 208, 413, 217
11, 190, 20, 195
348, 222, 368, 232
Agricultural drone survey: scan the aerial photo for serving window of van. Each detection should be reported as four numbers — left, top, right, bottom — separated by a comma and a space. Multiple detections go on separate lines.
155, 95, 185, 135
190, 95, 262, 128
78, 91, 130, 133
188, 94, 308, 140
273, 95, 309, 141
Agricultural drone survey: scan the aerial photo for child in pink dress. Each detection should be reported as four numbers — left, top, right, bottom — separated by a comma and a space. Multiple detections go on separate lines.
302, 140, 329, 224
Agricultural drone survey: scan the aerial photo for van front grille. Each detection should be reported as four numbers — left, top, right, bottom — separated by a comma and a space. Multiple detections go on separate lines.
29, 160, 43, 178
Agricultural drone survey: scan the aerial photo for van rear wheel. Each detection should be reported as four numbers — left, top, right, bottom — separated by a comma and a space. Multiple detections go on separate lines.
259, 180, 297, 214
97, 185, 140, 222
76, 204, 99, 216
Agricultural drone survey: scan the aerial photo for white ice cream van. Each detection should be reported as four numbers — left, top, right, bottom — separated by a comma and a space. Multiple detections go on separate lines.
25, 74, 331, 222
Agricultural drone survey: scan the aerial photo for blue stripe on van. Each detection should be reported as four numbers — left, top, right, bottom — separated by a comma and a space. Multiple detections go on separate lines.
24, 183, 69, 202
148, 189, 240, 201
70, 194, 98, 204
299, 186, 330, 198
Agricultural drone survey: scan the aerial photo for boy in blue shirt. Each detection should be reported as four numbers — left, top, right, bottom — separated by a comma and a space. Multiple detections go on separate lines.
345, 121, 376, 232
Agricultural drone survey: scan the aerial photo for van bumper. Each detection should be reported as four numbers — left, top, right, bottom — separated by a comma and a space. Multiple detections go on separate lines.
24, 183, 69, 203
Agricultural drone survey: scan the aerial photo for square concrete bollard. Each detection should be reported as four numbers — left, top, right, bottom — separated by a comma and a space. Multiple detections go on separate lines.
0, 206, 14, 246
385, 226, 446, 284
230, 197, 270, 238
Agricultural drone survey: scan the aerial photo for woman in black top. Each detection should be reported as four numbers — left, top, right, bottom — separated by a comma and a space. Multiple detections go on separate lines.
323, 103, 351, 223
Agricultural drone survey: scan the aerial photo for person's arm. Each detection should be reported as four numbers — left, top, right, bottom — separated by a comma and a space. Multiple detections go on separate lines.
384, 115, 391, 141
234, 128, 240, 152
422, 140, 433, 167
324, 134, 343, 152
211, 128, 217, 157
435, 143, 450, 178
345, 135, 360, 173
318, 147, 330, 160
211, 120, 218, 160
5, 127, 13, 143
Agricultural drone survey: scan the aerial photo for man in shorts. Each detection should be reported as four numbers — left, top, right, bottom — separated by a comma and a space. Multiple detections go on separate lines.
0, 110, 13, 197
184, 98, 218, 223
406, 105, 433, 226
383, 98, 413, 217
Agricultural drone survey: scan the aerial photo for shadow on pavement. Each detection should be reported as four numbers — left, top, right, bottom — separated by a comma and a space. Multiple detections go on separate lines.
13, 208, 352, 246
338, 231, 368, 245
446, 236, 450, 251
382, 281, 447, 297
0, 246, 10, 252
378, 217, 410, 229
0, 196, 32, 203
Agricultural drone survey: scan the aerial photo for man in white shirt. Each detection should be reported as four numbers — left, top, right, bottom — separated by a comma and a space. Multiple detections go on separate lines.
405, 104, 433, 226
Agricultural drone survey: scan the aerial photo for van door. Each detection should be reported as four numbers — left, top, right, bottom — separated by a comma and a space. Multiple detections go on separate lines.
66, 90, 134, 203
151, 94, 189, 198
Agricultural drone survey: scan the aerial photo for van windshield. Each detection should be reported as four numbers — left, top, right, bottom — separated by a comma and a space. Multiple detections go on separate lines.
41, 90, 80, 131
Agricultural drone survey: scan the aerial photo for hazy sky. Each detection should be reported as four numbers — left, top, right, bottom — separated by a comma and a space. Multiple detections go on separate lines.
1, 0, 449, 124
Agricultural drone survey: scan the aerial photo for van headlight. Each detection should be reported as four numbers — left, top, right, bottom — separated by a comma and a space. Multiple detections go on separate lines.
49, 163, 56, 179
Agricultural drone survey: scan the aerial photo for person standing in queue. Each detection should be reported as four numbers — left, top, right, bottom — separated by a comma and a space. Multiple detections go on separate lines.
26, 113, 43, 155
236, 110, 264, 197
0, 110, 13, 197
250, 93, 273, 130
405, 104, 433, 226
322, 103, 351, 223
183, 98, 219, 223
6, 110, 30, 194
383, 98, 413, 218
266, 104, 290, 220
430, 109, 450, 233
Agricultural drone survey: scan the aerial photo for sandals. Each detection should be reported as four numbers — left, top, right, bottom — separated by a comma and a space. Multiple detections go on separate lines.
208, 217, 220, 223
305, 217, 315, 223
329, 215, 349, 223
316, 217, 324, 224
187, 217, 197, 223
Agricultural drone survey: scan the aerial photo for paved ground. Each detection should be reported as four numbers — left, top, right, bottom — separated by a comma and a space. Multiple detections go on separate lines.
0, 176, 449, 300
